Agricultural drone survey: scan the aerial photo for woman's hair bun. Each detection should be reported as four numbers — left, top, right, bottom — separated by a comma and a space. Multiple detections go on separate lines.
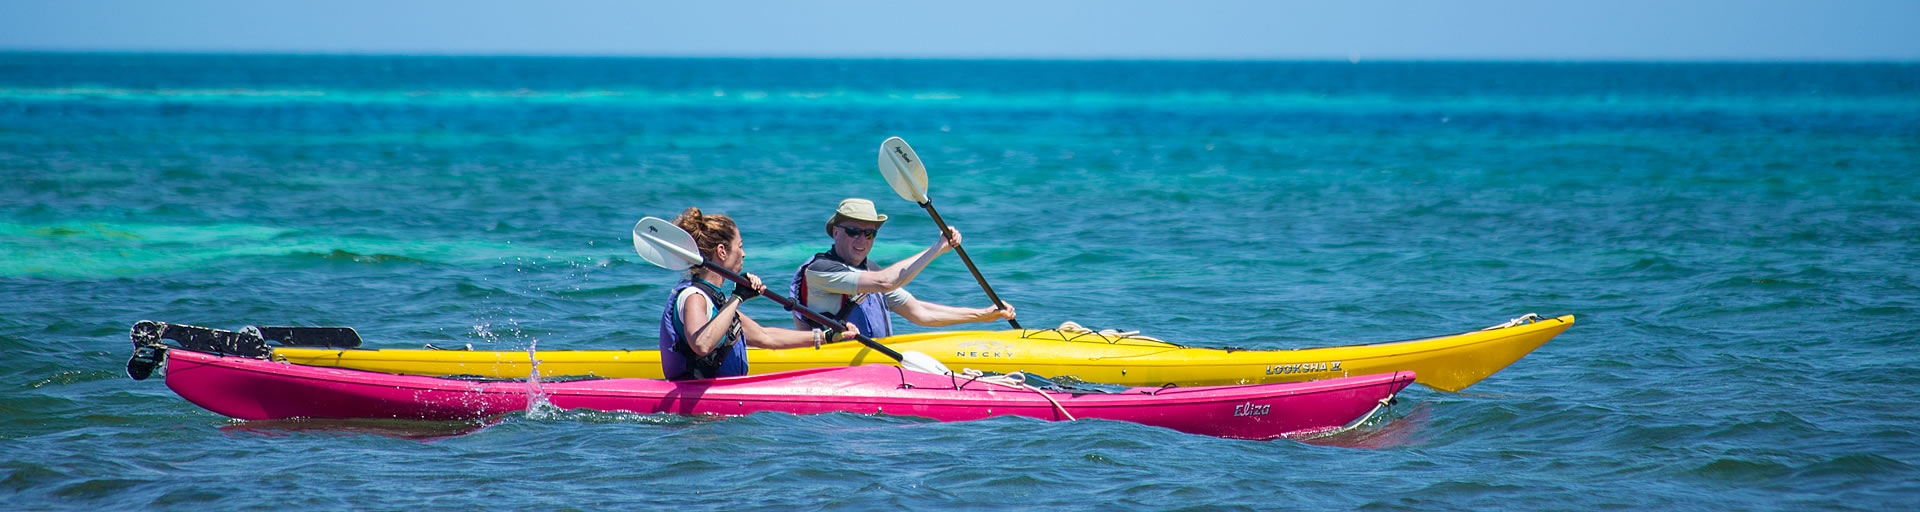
672, 206, 737, 265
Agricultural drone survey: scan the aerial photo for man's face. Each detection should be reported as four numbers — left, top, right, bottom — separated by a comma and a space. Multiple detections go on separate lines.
830, 220, 882, 264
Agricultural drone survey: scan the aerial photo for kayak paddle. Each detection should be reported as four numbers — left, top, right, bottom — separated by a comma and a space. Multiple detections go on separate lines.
877, 136, 1021, 329
632, 216, 953, 375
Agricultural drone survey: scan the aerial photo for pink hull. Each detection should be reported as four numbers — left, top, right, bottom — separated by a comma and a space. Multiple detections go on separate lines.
163, 349, 1413, 440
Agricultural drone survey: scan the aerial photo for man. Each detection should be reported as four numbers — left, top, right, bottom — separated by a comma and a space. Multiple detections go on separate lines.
789, 198, 1016, 339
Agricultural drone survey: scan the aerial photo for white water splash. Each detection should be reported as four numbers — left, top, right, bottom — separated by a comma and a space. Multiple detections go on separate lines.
522, 336, 562, 420
469, 322, 499, 344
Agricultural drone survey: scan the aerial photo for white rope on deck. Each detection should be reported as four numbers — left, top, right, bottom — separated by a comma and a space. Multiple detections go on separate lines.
960, 368, 1076, 421
1054, 321, 1170, 343
1482, 313, 1543, 331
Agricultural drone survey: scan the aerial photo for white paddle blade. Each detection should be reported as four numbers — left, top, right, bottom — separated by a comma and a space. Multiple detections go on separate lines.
631, 217, 703, 271
878, 136, 930, 203
899, 351, 952, 376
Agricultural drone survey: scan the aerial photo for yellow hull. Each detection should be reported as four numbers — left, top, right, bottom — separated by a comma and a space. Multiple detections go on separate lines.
273, 314, 1572, 392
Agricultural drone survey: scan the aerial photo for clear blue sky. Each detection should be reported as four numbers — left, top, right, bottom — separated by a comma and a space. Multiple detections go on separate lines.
3, 0, 1917, 60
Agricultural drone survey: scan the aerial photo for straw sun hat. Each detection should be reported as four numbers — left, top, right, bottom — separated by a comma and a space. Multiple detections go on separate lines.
825, 198, 888, 235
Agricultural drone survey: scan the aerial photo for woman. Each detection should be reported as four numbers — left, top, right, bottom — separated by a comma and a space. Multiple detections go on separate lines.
658, 207, 857, 381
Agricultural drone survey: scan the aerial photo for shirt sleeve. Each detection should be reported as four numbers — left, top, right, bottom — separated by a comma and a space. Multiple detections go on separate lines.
881, 287, 914, 309
675, 286, 714, 320
804, 267, 865, 296
798, 264, 910, 308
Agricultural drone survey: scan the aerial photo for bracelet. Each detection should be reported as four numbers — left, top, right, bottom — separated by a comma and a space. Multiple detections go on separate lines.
811, 328, 823, 349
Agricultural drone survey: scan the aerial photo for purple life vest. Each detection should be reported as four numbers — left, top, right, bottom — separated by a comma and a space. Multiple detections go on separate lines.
658, 279, 748, 380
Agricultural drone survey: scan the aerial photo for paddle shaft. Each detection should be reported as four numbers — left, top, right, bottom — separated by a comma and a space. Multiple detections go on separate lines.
918, 201, 1021, 329
695, 261, 908, 362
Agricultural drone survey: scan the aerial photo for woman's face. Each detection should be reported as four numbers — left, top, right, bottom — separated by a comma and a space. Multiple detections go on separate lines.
720, 231, 746, 272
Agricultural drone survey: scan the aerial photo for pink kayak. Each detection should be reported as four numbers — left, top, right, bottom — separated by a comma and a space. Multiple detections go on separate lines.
151, 348, 1412, 440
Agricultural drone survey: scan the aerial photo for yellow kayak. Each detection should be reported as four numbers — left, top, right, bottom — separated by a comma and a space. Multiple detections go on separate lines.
272, 314, 1572, 392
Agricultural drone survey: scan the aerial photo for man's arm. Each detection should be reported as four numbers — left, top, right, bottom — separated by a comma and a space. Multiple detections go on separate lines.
890, 298, 1016, 327
851, 227, 960, 293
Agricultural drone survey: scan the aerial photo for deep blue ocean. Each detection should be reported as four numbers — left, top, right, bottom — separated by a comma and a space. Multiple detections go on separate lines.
3, 54, 1918, 509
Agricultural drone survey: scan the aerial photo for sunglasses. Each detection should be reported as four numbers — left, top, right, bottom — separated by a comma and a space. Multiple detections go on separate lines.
837, 225, 880, 240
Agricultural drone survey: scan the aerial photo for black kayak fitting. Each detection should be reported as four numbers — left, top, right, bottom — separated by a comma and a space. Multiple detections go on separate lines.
124, 320, 364, 381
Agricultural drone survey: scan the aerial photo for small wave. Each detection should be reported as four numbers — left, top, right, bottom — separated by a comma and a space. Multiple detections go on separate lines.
1850, 305, 1913, 317
1, 463, 66, 493
292, 249, 430, 264
1606, 256, 1696, 277
1707, 410, 1833, 439
27, 369, 123, 389
1703, 276, 1820, 290
1378, 479, 1535, 507
453, 281, 522, 299
1690, 457, 1794, 482
1058, 251, 1128, 266
551, 283, 657, 299
51, 478, 144, 500
1790, 453, 1913, 479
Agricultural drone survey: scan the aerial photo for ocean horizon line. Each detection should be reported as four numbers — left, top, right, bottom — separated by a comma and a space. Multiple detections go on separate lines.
3, 48, 1916, 65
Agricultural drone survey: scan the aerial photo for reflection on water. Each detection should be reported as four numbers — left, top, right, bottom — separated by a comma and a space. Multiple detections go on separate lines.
1298, 402, 1434, 449
219, 417, 502, 442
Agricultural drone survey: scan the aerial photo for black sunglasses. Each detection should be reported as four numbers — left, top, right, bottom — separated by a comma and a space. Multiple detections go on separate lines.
837, 225, 880, 239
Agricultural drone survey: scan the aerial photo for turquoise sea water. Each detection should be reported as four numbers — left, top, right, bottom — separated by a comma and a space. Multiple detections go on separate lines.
4, 54, 1918, 509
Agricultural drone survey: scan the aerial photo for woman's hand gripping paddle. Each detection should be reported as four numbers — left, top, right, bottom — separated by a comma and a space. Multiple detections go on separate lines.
878, 137, 1021, 329
632, 217, 953, 375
